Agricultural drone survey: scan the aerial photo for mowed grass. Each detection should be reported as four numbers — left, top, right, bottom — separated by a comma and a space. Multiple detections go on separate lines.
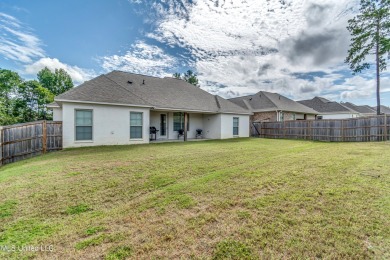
0, 138, 389, 259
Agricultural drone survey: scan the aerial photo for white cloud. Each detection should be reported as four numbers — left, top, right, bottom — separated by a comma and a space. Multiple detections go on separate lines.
338, 75, 390, 100
24, 57, 96, 84
0, 12, 95, 84
100, 41, 177, 77
0, 12, 45, 63
141, 0, 380, 102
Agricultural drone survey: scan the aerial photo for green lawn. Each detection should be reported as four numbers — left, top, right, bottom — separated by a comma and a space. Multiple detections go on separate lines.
0, 138, 389, 259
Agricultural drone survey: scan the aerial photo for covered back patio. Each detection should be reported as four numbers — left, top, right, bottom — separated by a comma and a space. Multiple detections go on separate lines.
149, 110, 221, 141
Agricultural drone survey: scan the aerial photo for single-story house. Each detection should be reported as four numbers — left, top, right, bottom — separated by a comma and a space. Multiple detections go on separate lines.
298, 97, 359, 119
228, 91, 318, 122
371, 105, 390, 114
48, 71, 251, 148
341, 102, 377, 117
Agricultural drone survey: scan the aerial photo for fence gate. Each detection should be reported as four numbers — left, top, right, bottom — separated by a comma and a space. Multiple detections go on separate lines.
0, 121, 62, 165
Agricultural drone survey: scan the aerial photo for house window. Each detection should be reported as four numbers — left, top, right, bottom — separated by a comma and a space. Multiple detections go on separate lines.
280, 112, 284, 121
173, 112, 189, 131
233, 117, 239, 135
75, 110, 93, 141
130, 112, 143, 139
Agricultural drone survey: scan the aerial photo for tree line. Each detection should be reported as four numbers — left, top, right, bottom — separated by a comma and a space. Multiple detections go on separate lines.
0, 67, 73, 126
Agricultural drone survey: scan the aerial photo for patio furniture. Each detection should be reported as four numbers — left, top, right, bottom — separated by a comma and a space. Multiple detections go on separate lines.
178, 129, 184, 139
150, 126, 159, 141
195, 129, 203, 139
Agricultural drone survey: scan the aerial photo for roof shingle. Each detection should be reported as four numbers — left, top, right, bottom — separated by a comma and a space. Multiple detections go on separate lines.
298, 97, 357, 114
55, 71, 250, 114
229, 91, 318, 114
341, 102, 376, 114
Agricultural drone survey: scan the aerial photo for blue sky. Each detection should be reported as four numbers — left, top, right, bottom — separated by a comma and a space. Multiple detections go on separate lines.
1, 0, 390, 106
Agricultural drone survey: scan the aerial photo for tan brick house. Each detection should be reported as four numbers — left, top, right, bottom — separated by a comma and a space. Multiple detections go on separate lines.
229, 91, 318, 123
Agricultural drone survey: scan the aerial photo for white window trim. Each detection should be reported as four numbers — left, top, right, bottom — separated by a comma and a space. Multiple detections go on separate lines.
233, 117, 239, 136
74, 109, 93, 142
130, 111, 143, 140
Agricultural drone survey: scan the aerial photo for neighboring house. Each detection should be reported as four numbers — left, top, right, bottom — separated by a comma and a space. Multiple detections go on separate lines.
341, 102, 377, 117
48, 71, 251, 148
228, 91, 318, 122
298, 97, 359, 119
371, 105, 390, 114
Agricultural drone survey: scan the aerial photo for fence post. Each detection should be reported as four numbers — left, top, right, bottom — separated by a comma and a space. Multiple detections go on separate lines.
0, 127, 3, 166
384, 114, 388, 141
42, 120, 47, 154
341, 120, 344, 142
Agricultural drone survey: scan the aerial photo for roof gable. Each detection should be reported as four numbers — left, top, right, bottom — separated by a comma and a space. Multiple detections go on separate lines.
342, 102, 376, 114
105, 71, 220, 112
56, 75, 152, 106
55, 71, 250, 114
229, 91, 318, 114
372, 105, 390, 114
298, 97, 356, 113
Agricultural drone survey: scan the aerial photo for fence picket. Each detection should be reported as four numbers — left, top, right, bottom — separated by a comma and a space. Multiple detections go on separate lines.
0, 121, 62, 165
253, 115, 389, 142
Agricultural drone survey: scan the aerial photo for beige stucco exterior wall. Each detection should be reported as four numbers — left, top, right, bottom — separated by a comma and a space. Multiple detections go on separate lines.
53, 107, 62, 121
61, 102, 150, 148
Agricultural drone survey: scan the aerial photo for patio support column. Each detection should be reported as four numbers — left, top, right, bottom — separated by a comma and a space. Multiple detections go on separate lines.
184, 112, 188, 141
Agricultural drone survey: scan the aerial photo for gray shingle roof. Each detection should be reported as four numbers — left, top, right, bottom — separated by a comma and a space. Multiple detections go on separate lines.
341, 102, 376, 114
47, 101, 60, 108
55, 71, 250, 114
298, 97, 357, 114
371, 105, 390, 114
56, 74, 151, 106
229, 91, 318, 114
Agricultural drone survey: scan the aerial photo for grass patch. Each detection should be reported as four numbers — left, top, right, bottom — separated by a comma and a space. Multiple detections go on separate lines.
66, 204, 91, 215
67, 171, 83, 177
0, 200, 17, 219
0, 219, 53, 245
105, 245, 133, 260
75, 234, 106, 250
0, 139, 389, 258
213, 240, 254, 259
85, 226, 105, 236
237, 210, 251, 220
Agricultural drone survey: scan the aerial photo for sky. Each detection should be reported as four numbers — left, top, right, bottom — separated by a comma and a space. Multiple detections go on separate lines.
1, 0, 390, 106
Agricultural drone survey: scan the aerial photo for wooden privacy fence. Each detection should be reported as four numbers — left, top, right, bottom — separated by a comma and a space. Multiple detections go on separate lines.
252, 115, 390, 142
0, 121, 62, 165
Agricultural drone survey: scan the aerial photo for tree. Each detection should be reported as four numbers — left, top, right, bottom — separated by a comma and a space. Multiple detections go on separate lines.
0, 99, 19, 125
345, 0, 390, 115
173, 72, 181, 79
37, 67, 73, 96
183, 70, 199, 86
0, 69, 22, 116
172, 70, 199, 86
15, 80, 54, 122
